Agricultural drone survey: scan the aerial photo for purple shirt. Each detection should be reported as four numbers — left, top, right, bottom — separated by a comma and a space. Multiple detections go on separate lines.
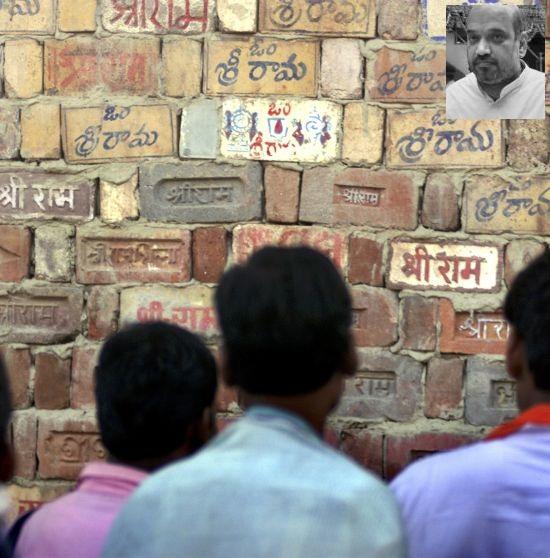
15, 462, 147, 558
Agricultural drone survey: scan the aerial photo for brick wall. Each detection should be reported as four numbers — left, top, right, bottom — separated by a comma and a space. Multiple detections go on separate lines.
0, 0, 546, 519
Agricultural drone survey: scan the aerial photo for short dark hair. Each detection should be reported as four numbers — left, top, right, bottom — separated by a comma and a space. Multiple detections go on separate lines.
95, 322, 217, 463
215, 246, 354, 396
0, 356, 11, 447
505, 249, 550, 390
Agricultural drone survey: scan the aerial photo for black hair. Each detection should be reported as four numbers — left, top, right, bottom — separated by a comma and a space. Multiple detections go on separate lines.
0, 356, 11, 448
95, 322, 217, 463
504, 249, 550, 390
215, 246, 354, 396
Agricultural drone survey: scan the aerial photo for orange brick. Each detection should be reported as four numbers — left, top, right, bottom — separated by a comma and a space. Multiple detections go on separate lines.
58, 0, 97, 31
4, 39, 43, 98
21, 104, 61, 160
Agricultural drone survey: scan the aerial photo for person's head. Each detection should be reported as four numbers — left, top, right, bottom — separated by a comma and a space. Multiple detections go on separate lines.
466, 4, 526, 87
504, 250, 550, 410
215, 246, 356, 431
0, 357, 13, 483
95, 322, 217, 471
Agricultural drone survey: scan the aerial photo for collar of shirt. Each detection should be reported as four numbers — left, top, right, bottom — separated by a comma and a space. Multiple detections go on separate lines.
476, 60, 528, 103
76, 461, 148, 497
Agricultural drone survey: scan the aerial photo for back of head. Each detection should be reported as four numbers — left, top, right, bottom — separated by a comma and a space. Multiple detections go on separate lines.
95, 322, 217, 464
505, 250, 550, 390
215, 246, 354, 396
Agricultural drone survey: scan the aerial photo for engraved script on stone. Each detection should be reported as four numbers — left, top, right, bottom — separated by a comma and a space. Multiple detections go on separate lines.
0, 0, 54, 33
206, 36, 319, 96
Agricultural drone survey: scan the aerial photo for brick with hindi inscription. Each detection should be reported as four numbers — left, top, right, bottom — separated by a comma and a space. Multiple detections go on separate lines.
102, 0, 213, 33
7, 483, 72, 525
259, 0, 376, 36
44, 37, 160, 96
0, 0, 54, 33
464, 174, 550, 234
0, 286, 83, 344
387, 109, 503, 168
300, 167, 420, 229
139, 162, 262, 223
206, 36, 318, 97
0, 171, 95, 222
120, 285, 218, 341
221, 98, 341, 163
0, 226, 30, 282
369, 46, 445, 103
76, 226, 191, 284
0, 107, 20, 160
439, 299, 508, 356
233, 225, 348, 270
387, 240, 502, 293
337, 351, 422, 422
62, 105, 176, 163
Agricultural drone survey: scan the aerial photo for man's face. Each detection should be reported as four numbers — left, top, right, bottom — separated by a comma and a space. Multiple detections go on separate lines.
466, 6, 525, 86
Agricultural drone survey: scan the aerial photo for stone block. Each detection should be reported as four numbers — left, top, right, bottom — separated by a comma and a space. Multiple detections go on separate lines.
0, 226, 30, 282
504, 239, 545, 287
217, 0, 257, 32
4, 39, 42, 98
34, 352, 71, 410
0, 107, 20, 160
0, 0, 55, 33
321, 39, 363, 99
192, 227, 227, 283
180, 99, 219, 158
377, 0, 419, 39
58, 0, 97, 31
348, 236, 384, 286
351, 286, 398, 347
162, 38, 202, 97
507, 118, 549, 170
34, 224, 74, 282
0, 346, 31, 409
100, 173, 139, 222
71, 345, 99, 410
342, 103, 384, 164
422, 173, 459, 231
87, 287, 119, 340
400, 296, 437, 351
265, 166, 300, 223
11, 412, 37, 479
425, 357, 464, 419
21, 104, 61, 160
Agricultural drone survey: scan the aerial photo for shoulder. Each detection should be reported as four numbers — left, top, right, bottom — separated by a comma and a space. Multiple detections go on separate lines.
447, 73, 476, 95
524, 66, 546, 84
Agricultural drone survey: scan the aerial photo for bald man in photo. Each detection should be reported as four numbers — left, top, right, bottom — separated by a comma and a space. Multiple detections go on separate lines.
446, 4, 545, 119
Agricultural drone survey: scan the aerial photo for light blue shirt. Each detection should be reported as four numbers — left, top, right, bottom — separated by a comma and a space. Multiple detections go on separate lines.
102, 405, 406, 558
391, 426, 550, 558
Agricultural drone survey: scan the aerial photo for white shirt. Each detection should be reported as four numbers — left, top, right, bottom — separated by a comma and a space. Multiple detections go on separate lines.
446, 63, 545, 119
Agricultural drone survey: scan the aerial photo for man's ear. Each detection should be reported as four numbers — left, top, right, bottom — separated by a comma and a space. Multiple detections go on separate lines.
506, 327, 525, 380
518, 32, 528, 58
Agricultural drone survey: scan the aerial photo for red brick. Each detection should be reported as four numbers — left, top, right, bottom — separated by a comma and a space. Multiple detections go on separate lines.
439, 298, 507, 356
0, 346, 31, 409
425, 357, 464, 419
71, 346, 99, 410
352, 286, 398, 347
34, 352, 70, 410
87, 287, 119, 341
11, 412, 37, 479
7, 482, 73, 524
386, 432, 477, 480
192, 227, 227, 283
400, 296, 437, 351
421, 173, 460, 231
37, 415, 105, 480
377, 0, 419, 40
504, 239, 545, 287
0, 226, 30, 281
340, 429, 384, 477
348, 236, 384, 286
265, 166, 300, 223
507, 119, 550, 170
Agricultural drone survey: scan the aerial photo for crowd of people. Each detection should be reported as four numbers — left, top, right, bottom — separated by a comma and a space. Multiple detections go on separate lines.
0, 245, 549, 558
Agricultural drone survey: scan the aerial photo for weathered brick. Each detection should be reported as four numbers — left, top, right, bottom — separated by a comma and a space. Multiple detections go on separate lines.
507, 118, 550, 170
11, 411, 37, 479
71, 345, 99, 410
351, 286, 398, 347
386, 432, 477, 479
377, 0, 419, 40
62, 105, 176, 163
465, 357, 517, 426
0, 0, 55, 33
339, 429, 383, 477
34, 352, 71, 410
192, 227, 227, 283
321, 39, 363, 100
439, 298, 508, 356
206, 37, 319, 96
75, 225, 191, 284
0, 46, 4, 97
0, 226, 30, 282
387, 109, 504, 168
99, 173, 139, 222
342, 103, 384, 165
300, 167, 420, 228
0, 171, 95, 222
0, 285, 83, 344
139, 162, 263, 223
7, 483, 73, 525
348, 236, 384, 286
34, 224, 74, 282
0, 346, 31, 409
221, 98, 342, 163
265, 166, 300, 223
179, 99, 219, 159
4, 39, 42, 98
0, 107, 20, 159
58, 0, 97, 31
87, 287, 119, 340
422, 173, 460, 231
162, 38, 202, 97
400, 296, 437, 351
504, 239, 545, 287
37, 415, 104, 480
217, 0, 257, 32
21, 104, 61, 160
425, 357, 464, 419
233, 225, 348, 270
337, 351, 422, 422
387, 239, 503, 293
45, 36, 159, 96
120, 285, 218, 341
